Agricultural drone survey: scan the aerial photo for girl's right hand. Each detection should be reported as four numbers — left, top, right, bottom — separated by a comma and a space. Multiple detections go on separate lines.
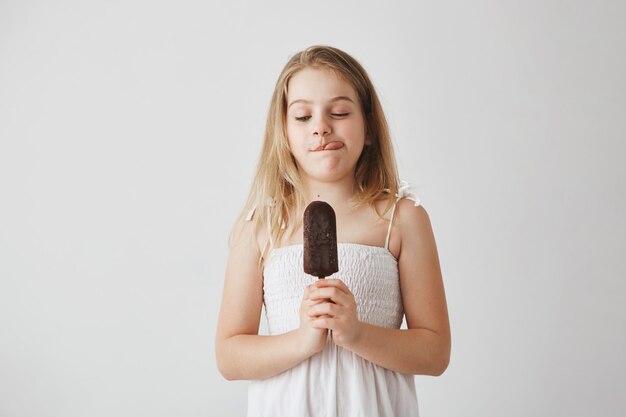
298, 283, 328, 356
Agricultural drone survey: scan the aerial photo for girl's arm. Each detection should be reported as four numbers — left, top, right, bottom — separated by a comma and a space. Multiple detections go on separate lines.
215, 213, 323, 381
308, 201, 451, 376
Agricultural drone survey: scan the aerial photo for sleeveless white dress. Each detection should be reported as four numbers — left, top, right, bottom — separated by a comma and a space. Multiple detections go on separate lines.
247, 183, 421, 417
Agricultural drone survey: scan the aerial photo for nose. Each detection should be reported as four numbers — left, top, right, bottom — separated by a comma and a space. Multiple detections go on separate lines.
311, 115, 331, 138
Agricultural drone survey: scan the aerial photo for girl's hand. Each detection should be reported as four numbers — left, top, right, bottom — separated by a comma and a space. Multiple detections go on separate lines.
307, 279, 363, 348
297, 284, 328, 356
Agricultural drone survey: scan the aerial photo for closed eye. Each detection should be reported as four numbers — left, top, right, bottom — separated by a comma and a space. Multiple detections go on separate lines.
295, 113, 349, 122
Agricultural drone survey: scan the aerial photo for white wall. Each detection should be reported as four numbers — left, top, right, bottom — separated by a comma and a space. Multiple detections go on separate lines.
1, 1, 625, 416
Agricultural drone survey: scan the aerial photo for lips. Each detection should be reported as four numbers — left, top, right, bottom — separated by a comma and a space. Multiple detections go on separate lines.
313, 141, 344, 151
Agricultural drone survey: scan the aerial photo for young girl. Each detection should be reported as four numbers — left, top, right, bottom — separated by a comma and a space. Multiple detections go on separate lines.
216, 45, 451, 416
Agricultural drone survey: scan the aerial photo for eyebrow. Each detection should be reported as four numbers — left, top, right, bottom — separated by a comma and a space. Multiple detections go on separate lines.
287, 96, 355, 109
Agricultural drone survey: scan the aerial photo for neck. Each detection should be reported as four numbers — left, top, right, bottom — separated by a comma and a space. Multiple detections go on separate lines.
299, 174, 358, 213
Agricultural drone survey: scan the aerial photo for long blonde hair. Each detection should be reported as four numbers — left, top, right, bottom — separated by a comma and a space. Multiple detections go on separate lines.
244, 45, 400, 256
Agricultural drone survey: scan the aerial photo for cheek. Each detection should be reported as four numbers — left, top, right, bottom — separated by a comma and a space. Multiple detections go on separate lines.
287, 124, 309, 149
343, 124, 366, 145
286, 123, 300, 142
285, 124, 296, 146
285, 131, 304, 162
339, 114, 365, 135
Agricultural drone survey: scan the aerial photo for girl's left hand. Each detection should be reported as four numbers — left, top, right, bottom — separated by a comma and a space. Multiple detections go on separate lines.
307, 279, 363, 348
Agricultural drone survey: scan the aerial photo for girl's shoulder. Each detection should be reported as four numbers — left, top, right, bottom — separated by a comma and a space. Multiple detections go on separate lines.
394, 198, 429, 229
394, 197, 434, 262
229, 207, 264, 255
239, 203, 277, 257
392, 181, 427, 233
381, 181, 426, 254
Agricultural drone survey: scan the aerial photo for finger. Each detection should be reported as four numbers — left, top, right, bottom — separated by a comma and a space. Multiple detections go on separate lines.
309, 286, 351, 305
303, 298, 326, 310
309, 316, 336, 330
308, 301, 342, 318
309, 313, 332, 320
302, 283, 316, 300
315, 278, 352, 295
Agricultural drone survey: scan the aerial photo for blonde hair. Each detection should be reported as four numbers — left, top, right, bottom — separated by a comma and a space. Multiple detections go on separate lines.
244, 45, 400, 257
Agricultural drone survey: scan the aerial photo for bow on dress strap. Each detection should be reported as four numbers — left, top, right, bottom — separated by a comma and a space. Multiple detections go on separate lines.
244, 197, 284, 248
383, 180, 421, 206
396, 181, 421, 206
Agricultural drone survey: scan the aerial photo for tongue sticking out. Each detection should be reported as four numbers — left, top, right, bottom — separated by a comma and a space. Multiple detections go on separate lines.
322, 142, 344, 151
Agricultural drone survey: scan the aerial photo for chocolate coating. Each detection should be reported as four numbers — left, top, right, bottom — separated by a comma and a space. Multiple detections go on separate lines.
303, 201, 339, 279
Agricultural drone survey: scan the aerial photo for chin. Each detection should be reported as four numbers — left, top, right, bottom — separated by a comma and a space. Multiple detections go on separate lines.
298, 159, 357, 183
311, 169, 352, 184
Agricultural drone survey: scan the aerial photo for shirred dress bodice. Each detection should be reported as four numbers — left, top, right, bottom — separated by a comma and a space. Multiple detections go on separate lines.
263, 243, 403, 334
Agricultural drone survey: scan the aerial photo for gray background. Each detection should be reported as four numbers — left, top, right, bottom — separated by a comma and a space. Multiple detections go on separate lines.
1, 1, 625, 416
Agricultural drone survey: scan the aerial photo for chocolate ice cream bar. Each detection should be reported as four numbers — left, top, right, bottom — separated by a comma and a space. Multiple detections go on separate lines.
303, 201, 339, 279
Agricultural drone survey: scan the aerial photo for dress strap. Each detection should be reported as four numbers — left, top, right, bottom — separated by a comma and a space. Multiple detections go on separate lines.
245, 206, 256, 221
384, 181, 421, 250
245, 199, 285, 252
244, 202, 273, 246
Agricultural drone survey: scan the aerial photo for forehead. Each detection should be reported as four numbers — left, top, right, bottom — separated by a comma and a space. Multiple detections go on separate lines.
287, 67, 358, 104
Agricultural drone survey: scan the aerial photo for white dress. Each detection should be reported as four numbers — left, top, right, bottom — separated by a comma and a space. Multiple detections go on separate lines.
247, 183, 421, 417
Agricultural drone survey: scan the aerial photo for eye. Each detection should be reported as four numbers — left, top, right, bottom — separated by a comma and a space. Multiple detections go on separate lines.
331, 113, 350, 118
295, 116, 311, 122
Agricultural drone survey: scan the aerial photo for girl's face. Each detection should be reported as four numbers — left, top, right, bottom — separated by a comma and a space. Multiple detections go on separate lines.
285, 67, 369, 184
